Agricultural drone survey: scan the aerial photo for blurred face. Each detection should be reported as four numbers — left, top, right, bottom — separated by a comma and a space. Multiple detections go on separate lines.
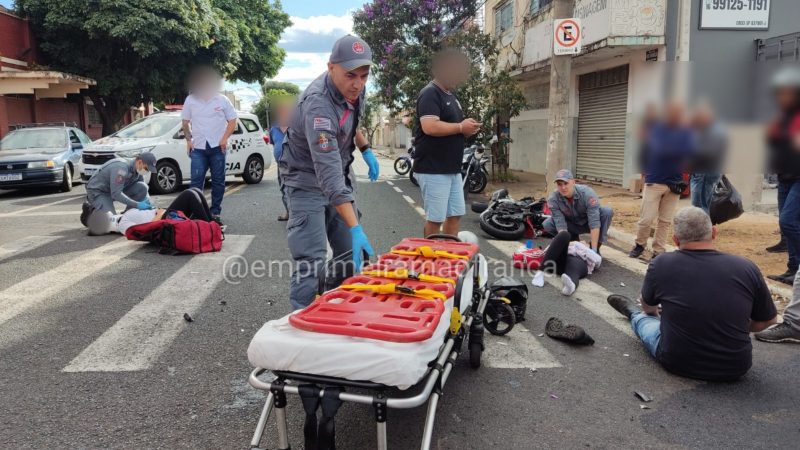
776, 87, 797, 111
665, 102, 684, 126
328, 64, 370, 102
435, 54, 470, 89
556, 179, 575, 197
692, 106, 714, 128
189, 67, 222, 98
275, 103, 292, 127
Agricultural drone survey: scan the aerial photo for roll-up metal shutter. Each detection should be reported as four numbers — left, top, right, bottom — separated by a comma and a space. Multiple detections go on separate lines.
576, 65, 629, 185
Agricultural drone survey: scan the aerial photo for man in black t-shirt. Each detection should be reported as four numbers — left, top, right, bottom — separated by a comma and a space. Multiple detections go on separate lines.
607, 207, 777, 381
413, 49, 481, 237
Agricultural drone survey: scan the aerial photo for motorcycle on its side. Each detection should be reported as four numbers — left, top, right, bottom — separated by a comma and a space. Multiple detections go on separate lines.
472, 189, 551, 240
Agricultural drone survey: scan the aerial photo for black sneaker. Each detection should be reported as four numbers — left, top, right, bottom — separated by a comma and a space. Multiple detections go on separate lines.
754, 323, 800, 343
628, 244, 645, 258
766, 237, 788, 253
607, 294, 642, 320
80, 201, 93, 227
768, 270, 796, 286
545, 317, 595, 346
212, 214, 223, 225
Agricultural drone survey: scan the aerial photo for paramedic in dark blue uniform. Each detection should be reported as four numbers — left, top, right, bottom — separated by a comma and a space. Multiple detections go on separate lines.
279, 35, 380, 310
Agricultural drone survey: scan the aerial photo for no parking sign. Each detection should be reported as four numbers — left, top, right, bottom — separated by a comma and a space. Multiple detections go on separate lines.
553, 18, 582, 56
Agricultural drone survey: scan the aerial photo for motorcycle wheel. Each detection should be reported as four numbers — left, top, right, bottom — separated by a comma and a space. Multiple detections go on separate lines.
468, 171, 488, 194
409, 168, 418, 186
394, 157, 411, 175
480, 211, 526, 240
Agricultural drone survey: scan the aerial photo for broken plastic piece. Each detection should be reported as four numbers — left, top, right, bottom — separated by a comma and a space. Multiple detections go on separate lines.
640, 404, 650, 410
183, 313, 193, 322
620, 282, 626, 287
550, 394, 559, 399
623, 353, 630, 357
634, 391, 653, 402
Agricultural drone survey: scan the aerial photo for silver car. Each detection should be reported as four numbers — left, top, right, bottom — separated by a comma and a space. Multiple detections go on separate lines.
0, 125, 90, 192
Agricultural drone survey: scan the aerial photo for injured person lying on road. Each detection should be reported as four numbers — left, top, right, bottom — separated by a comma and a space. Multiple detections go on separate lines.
87, 187, 214, 235
531, 230, 602, 296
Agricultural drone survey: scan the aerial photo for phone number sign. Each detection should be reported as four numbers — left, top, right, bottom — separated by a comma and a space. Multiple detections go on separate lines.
700, 0, 770, 30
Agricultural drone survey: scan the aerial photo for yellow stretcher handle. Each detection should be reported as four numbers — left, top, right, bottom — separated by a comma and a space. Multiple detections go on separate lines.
360, 269, 456, 285
390, 245, 468, 260
339, 283, 447, 301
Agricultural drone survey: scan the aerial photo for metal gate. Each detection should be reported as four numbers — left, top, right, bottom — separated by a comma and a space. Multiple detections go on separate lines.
576, 65, 629, 185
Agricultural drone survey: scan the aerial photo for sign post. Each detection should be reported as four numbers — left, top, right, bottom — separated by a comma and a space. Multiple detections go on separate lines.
553, 18, 582, 56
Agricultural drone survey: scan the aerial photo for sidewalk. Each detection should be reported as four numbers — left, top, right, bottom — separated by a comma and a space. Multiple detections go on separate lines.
481, 170, 792, 307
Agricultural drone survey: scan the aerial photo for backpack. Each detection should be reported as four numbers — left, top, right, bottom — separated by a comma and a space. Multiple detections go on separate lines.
125, 213, 223, 254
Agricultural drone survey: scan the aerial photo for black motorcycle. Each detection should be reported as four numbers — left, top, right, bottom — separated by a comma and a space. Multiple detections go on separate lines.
472, 189, 550, 240
393, 139, 414, 176
410, 136, 493, 195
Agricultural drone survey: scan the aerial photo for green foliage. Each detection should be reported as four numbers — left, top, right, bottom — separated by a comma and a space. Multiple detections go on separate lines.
261, 80, 300, 96
16, 0, 291, 134
352, 0, 526, 175
361, 94, 383, 143
252, 96, 269, 129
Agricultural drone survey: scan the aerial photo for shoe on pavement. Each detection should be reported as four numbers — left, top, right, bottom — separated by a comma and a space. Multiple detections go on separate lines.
212, 214, 223, 226
766, 237, 788, 253
629, 244, 645, 258
651, 251, 663, 260
277, 213, 289, 222
607, 294, 642, 320
767, 270, 796, 286
545, 317, 595, 346
80, 201, 93, 227
754, 323, 800, 343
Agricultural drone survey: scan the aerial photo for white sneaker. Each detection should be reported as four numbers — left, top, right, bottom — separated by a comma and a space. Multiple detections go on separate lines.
561, 274, 576, 296
532, 270, 545, 287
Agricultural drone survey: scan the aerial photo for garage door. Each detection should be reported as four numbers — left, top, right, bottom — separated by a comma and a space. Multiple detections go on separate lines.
576, 65, 629, 185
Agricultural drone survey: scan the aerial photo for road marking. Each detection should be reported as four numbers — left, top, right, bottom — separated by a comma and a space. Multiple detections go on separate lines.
393, 186, 403, 193
402, 195, 415, 204
63, 235, 254, 372
386, 180, 394, 186
598, 245, 648, 276
0, 195, 83, 217
415, 206, 426, 217
483, 323, 562, 369
0, 239, 143, 327
485, 239, 635, 338
0, 235, 61, 262
224, 183, 247, 196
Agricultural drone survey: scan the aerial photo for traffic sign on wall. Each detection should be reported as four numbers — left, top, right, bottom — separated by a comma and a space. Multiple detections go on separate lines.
553, 18, 582, 56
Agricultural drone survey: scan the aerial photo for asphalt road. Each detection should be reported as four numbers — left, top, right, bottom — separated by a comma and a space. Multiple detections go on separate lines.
0, 157, 798, 450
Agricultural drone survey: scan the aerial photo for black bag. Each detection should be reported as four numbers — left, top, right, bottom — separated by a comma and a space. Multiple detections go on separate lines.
709, 175, 744, 225
490, 277, 528, 322
667, 181, 688, 195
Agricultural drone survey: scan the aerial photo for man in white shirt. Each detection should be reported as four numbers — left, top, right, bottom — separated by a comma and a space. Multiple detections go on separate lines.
181, 66, 238, 224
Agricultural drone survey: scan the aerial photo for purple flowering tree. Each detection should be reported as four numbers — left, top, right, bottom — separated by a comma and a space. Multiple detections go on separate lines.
353, 0, 525, 178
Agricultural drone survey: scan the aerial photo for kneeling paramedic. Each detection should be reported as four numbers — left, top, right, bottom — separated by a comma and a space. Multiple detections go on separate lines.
280, 35, 380, 310
81, 153, 156, 224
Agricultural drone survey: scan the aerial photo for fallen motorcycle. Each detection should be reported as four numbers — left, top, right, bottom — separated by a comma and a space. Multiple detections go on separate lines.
472, 189, 550, 240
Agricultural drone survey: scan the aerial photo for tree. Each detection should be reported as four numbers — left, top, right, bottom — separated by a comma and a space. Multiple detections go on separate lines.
361, 94, 383, 144
260, 80, 300, 97
16, 0, 291, 135
352, 0, 525, 179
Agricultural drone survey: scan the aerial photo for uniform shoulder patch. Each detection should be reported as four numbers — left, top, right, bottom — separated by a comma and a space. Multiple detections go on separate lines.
317, 132, 331, 152
313, 117, 332, 130
588, 197, 599, 206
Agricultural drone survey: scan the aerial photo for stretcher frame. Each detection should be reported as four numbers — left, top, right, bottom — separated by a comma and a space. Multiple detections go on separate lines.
248, 253, 489, 450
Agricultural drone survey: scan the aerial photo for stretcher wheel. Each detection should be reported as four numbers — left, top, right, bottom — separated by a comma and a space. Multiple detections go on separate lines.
483, 301, 516, 336
469, 341, 482, 368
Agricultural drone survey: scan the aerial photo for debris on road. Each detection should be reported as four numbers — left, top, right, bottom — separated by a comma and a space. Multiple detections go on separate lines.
550, 394, 559, 399
640, 404, 650, 410
537, 333, 544, 337
634, 391, 653, 402
620, 282, 626, 287
183, 313, 193, 322
623, 353, 630, 357
496, 341, 508, 346
529, 368, 538, 373
219, 300, 227, 305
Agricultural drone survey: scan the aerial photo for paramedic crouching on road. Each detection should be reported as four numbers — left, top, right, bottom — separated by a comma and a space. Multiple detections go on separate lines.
81, 153, 157, 224
280, 35, 380, 310
542, 169, 613, 254
607, 207, 777, 381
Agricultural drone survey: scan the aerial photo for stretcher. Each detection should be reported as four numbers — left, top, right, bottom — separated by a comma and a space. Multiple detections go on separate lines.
247, 234, 490, 450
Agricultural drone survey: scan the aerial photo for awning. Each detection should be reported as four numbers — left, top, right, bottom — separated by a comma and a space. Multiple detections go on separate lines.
0, 71, 96, 98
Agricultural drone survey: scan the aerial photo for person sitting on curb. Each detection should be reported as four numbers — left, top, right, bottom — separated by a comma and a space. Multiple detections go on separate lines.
542, 169, 613, 254
607, 206, 777, 381
755, 269, 800, 343
532, 230, 602, 296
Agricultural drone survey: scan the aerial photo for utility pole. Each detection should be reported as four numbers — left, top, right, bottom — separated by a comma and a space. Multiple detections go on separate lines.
545, 0, 575, 186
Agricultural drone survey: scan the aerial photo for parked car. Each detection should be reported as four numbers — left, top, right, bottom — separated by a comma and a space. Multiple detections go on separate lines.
81, 110, 272, 194
0, 124, 90, 192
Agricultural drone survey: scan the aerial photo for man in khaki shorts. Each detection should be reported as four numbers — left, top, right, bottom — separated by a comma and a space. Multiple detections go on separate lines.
629, 102, 695, 258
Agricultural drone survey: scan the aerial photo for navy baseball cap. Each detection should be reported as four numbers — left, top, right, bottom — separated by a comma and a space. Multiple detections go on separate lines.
137, 152, 158, 173
329, 35, 373, 71
554, 169, 574, 182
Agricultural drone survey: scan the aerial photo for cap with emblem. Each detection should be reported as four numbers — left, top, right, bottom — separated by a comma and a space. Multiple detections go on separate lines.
554, 169, 574, 183
136, 152, 158, 173
329, 35, 373, 71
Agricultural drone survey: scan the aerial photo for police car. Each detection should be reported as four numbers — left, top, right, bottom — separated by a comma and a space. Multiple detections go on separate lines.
81, 110, 272, 194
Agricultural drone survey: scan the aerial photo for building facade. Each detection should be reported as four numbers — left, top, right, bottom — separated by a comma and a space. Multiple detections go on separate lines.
486, 0, 800, 203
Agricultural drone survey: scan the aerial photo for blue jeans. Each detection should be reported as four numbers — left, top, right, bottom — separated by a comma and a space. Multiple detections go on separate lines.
690, 173, 720, 214
778, 179, 800, 272
631, 312, 662, 358
190, 143, 226, 215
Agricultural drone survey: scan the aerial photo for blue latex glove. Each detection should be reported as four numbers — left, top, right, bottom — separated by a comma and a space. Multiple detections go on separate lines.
361, 149, 380, 181
136, 199, 154, 210
350, 224, 375, 272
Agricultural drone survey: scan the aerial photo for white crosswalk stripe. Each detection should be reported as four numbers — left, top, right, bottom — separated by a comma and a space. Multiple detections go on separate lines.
0, 239, 143, 327
483, 323, 562, 369
0, 235, 61, 262
64, 235, 253, 372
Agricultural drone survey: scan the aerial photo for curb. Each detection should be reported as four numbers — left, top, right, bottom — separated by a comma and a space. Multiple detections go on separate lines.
607, 227, 793, 300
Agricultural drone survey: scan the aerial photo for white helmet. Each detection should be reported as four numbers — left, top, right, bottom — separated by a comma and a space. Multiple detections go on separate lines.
457, 230, 479, 246
771, 65, 800, 89
87, 210, 115, 236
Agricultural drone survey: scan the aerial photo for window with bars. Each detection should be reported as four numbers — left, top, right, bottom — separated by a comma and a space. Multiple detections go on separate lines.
530, 0, 553, 16
494, 2, 513, 36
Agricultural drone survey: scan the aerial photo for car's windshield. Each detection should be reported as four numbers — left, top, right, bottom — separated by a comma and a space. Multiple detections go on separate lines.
113, 115, 181, 139
0, 129, 66, 151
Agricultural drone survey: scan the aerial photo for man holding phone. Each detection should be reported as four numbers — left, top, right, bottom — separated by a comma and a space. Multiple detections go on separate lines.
413, 48, 480, 237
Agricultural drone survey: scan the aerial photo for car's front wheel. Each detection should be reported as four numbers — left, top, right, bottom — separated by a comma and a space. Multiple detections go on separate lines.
150, 160, 180, 194
242, 155, 264, 184
59, 165, 73, 192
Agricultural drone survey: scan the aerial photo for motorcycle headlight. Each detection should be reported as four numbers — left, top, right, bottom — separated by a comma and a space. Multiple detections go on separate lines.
28, 160, 56, 169
117, 147, 155, 158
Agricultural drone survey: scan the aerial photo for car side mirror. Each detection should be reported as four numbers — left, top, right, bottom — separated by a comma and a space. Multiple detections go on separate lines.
174, 131, 185, 140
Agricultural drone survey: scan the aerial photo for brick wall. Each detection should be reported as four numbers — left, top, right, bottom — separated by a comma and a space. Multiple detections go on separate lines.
0, 11, 36, 69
